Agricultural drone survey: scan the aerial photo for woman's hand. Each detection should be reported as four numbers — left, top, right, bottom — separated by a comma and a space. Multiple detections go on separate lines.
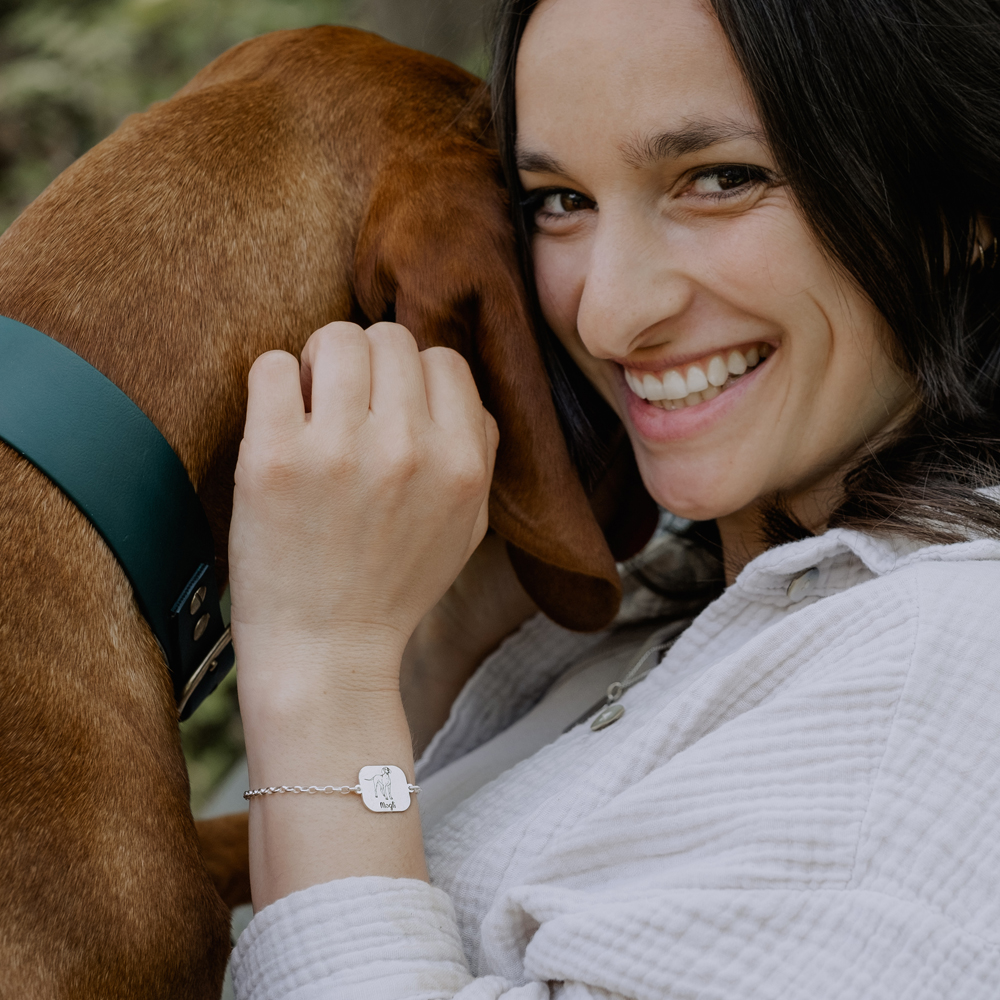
229, 321, 498, 702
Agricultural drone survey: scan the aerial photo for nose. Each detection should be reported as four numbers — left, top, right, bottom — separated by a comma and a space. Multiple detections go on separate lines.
575, 208, 693, 360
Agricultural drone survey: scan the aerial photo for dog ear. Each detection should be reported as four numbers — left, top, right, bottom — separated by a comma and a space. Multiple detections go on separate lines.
354, 137, 641, 631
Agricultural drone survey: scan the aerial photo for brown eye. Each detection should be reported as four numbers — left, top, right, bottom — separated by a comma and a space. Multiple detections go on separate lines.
540, 190, 595, 215
560, 192, 592, 212
715, 166, 753, 190
690, 165, 768, 197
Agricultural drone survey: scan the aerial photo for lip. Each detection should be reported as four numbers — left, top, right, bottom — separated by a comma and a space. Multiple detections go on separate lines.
618, 350, 773, 443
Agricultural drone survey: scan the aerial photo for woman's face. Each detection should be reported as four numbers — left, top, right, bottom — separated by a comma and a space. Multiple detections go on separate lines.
517, 0, 913, 525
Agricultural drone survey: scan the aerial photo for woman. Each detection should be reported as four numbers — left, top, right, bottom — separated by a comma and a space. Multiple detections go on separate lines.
228, 0, 1000, 996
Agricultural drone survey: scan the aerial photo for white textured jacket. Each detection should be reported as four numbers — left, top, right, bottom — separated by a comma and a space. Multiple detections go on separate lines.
232, 529, 1000, 999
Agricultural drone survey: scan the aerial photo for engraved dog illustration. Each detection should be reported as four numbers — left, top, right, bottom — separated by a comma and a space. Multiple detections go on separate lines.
366, 767, 393, 805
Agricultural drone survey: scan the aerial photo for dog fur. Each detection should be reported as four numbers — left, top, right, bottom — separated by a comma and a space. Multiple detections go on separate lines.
0, 26, 649, 998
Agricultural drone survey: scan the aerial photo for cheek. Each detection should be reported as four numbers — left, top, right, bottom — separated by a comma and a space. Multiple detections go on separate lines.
532, 238, 583, 341
534, 240, 623, 413
825, 312, 913, 441
717, 207, 832, 317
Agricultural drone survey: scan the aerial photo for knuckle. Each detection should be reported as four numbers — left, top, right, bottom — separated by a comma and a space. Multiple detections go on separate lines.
367, 321, 416, 347
306, 322, 364, 358
393, 449, 421, 483
423, 344, 461, 363
381, 434, 421, 481
249, 349, 295, 381
251, 348, 289, 370
241, 431, 361, 492
447, 445, 488, 496
241, 439, 300, 490
425, 345, 471, 375
318, 443, 359, 479
314, 320, 365, 341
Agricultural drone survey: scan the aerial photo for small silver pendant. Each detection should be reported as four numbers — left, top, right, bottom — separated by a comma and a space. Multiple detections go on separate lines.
591, 702, 625, 731
358, 765, 411, 812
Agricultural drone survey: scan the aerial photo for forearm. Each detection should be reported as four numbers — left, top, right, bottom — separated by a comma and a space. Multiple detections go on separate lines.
239, 643, 428, 912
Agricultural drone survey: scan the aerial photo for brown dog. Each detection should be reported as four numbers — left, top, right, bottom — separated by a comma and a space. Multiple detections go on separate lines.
0, 26, 655, 999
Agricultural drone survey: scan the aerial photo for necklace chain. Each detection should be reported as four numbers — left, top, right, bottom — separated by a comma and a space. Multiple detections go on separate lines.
565, 619, 691, 734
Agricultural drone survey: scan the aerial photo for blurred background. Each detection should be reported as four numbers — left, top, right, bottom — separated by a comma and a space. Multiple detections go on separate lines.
0, 0, 490, 809
0, 0, 490, 232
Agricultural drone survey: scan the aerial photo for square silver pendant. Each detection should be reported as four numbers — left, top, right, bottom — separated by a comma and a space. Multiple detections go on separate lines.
359, 765, 411, 812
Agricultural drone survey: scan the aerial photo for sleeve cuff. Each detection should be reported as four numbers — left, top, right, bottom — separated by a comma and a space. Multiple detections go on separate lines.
231, 876, 475, 1000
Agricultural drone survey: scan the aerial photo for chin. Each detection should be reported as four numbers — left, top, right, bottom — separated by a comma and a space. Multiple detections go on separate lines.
633, 456, 754, 524
652, 496, 731, 523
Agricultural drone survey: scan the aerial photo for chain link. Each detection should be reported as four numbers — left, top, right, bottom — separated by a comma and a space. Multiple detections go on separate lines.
243, 783, 421, 800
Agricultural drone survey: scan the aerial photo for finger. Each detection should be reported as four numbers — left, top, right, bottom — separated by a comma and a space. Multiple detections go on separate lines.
419, 346, 484, 434
300, 322, 371, 426
244, 350, 305, 444
367, 323, 428, 422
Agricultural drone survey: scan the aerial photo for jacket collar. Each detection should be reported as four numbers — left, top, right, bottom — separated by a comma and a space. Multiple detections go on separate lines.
734, 527, 1000, 606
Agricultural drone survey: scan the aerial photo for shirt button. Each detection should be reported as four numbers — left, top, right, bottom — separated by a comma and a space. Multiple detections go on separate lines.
786, 566, 820, 601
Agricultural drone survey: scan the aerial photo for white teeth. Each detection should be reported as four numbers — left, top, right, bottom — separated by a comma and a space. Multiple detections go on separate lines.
685, 365, 709, 394
706, 355, 728, 387
661, 369, 688, 400
627, 342, 771, 408
625, 370, 645, 396
727, 350, 748, 376
643, 373, 668, 401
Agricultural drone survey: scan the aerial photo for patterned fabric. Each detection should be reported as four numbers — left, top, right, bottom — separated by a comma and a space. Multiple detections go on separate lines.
232, 529, 1000, 999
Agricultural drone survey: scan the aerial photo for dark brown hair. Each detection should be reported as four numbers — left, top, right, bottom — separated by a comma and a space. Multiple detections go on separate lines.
490, 0, 1000, 545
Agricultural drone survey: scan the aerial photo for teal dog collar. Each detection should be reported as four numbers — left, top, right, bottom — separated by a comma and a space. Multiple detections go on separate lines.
0, 315, 234, 719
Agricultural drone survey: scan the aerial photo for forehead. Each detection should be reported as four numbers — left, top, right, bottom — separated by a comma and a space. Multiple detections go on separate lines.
516, 0, 759, 162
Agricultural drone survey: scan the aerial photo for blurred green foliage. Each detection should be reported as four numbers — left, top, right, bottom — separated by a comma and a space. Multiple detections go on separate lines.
0, 0, 353, 231
181, 663, 244, 813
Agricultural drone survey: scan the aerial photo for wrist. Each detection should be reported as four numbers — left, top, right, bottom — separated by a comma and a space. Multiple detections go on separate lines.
240, 669, 403, 734
244, 676, 402, 725
231, 617, 409, 664
242, 688, 424, 905
234, 627, 406, 702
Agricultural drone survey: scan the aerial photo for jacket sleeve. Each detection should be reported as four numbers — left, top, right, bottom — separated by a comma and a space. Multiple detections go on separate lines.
230, 872, 1000, 1000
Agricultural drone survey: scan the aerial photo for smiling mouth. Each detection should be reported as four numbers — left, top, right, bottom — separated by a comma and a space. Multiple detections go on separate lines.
623, 342, 772, 410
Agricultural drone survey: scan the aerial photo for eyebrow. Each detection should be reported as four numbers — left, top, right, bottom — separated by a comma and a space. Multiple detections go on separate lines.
622, 119, 767, 167
515, 118, 767, 175
515, 148, 567, 174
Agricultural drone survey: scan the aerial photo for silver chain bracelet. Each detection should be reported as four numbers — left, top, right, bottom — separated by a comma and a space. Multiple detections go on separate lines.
245, 765, 420, 813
